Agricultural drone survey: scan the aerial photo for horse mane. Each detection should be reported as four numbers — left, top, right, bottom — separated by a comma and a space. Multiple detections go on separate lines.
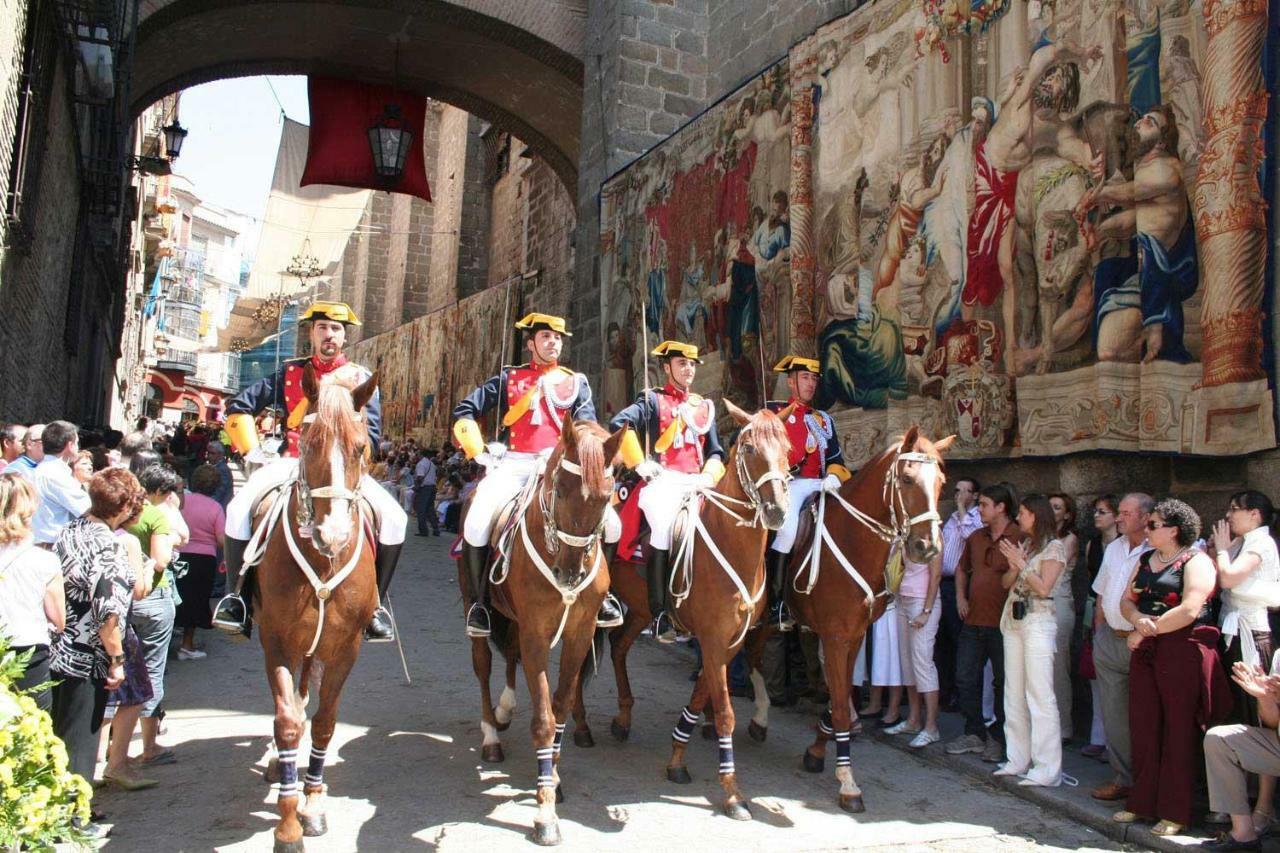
744, 408, 790, 463
570, 420, 613, 500
301, 366, 368, 459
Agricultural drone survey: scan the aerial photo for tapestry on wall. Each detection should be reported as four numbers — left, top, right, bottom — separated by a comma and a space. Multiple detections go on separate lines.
602, 0, 1275, 467
599, 61, 794, 421
348, 284, 512, 446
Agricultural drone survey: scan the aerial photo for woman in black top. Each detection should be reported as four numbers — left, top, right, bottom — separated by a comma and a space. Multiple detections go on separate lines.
1113, 498, 1228, 836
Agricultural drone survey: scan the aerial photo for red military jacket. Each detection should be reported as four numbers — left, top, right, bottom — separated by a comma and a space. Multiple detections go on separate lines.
281, 355, 348, 456
770, 397, 842, 480
655, 385, 714, 474
504, 363, 586, 454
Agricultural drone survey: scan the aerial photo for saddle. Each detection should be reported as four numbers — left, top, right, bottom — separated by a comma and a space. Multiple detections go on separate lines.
485, 469, 546, 583
789, 492, 822, 560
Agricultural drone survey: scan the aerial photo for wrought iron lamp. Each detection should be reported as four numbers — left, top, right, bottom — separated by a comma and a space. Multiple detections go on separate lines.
368, 104, 412, 180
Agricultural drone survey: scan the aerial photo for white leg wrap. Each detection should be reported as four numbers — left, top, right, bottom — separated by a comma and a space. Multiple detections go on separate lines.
481, 721, 500, 747
837, 766, 861, 796
494, 686, 517, 726
750, 669, 770, 728
225, 458, 297, 540
360, 474, 408, 545
462, 457, 538, 547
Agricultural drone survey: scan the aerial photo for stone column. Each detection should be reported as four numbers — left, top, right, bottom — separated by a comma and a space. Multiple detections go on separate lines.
1193, 0, 1270, 387
787, 46, 818, 358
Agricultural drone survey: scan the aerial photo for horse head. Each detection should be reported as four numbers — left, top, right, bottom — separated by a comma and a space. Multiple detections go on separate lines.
893, 426, 955, 564
298, 362, 378, 558
542, 421, 628, 588
723, 400, 791, 530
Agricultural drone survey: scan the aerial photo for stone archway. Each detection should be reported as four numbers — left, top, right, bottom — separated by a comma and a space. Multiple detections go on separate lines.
131, 0, 586, 189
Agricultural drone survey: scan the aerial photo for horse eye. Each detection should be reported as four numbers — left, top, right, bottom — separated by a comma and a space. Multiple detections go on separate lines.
743, 445, 756, 456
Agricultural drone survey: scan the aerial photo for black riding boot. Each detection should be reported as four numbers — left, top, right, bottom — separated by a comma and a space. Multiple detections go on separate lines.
212, 536, 251, 633
364, 542, 401, 643
646, 548, 676, 643
597, 542, 624, 628
463, 543, 492, 638
766, 548, 796, 631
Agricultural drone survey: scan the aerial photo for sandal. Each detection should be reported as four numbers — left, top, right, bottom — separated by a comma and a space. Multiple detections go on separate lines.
1152, 820, 1184, 836
140, 748, 177, 766
1112, 810, 1138, 824
101, 770, 158, 791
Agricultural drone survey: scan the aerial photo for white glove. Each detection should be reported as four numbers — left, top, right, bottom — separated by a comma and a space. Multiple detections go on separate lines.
695, 472, 715, 489
486, 442, 508, 460
635, 460, 662, 482
822, 473, 842, 494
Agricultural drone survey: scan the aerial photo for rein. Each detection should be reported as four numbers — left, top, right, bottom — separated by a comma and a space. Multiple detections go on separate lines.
670, 425, 789, 648
794, 448, 942, 608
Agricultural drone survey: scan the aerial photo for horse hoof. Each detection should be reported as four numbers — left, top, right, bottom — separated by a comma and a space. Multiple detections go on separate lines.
840, 794, 866, 814
666, 766, 692, 785
299, 812, 328, 837
701, 724, 717, 741
802, 751, 825, 774
724, 799, 753, 821
273, 838, 305, 853
532, 820, 562, 846
482, 744, 505, 763
610, 720, 630, 742
747, 720, 767, 743
556, 784, 565, 804
573, 729, 595, 749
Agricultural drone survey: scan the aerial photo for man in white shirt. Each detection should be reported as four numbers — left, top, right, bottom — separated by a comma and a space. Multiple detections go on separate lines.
1090, 491, 1154, 802
936, 477, 983, 709
413, 451, 439, 536
26, 421, 91, 546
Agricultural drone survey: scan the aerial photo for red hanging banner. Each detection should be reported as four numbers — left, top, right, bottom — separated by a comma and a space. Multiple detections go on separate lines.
301, 76, 432, 202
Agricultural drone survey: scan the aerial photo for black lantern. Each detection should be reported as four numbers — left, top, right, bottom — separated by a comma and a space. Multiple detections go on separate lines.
368, 104, 412, 180
162, 120, 188, 161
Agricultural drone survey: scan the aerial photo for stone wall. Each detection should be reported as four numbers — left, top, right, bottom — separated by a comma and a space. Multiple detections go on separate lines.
0, 43, 87, 423
0, 0, 28, 252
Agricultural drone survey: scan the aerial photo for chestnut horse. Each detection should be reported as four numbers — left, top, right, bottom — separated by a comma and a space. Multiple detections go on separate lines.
642, 404, 792, 819
252, 363, 380, 853
459, 421, 627, 846
743, 426, 953, 814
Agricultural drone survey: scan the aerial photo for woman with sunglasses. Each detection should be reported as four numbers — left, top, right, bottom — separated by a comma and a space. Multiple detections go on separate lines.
1115, 498, 1230, 836
1081, 495, 1119, 759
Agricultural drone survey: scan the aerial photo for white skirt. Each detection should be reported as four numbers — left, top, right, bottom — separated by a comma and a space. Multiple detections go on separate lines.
870, 602, 904, 687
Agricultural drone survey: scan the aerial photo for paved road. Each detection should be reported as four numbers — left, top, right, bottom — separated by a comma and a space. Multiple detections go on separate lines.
98, 533, 1119, 852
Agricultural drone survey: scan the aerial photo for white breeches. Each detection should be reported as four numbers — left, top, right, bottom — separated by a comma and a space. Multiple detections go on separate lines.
226, 457, 407, 546
769, 476, 823, 554
636, 469, 705, 551
463, 453, 620, 548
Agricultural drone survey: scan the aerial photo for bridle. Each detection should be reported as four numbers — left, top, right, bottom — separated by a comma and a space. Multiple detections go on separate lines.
698, 425, 791, 527
293, 411, 367, 535
795, 446, 943, 604
539, 453, 614, 560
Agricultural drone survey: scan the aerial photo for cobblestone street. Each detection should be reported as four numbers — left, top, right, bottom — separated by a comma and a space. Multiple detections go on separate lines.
98, 533, 1118, 852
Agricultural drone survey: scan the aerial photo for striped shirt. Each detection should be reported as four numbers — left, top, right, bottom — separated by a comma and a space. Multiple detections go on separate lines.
941, 506, 982, 578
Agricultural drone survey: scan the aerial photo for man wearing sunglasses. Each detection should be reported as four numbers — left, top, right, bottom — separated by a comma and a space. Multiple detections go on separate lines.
1089, 492, 1155, 803
6, 423, 44, 474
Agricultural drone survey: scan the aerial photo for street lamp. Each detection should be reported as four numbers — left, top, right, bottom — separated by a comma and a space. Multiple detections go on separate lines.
368, 104, 412, 180
162, 120, 189, 161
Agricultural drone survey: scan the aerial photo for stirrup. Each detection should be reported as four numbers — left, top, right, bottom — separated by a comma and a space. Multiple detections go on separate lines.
596, 593, 624, 629
465, 603, 491, 638
212, 595, 246, 633
774, 601, 796, 632
653, 612, 677, 644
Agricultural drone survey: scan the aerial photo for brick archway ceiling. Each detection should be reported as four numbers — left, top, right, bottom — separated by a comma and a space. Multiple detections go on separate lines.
132, 0, 585, 190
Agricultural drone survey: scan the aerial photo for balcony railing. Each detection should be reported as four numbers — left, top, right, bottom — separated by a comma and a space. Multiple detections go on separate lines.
167, 283, 201, 306
178, 249, 205, 272
155, 346, 197, 375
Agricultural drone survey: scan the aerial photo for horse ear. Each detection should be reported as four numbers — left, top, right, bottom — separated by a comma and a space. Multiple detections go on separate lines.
302, 362, 320, 403
352, 369, 379, 412
933, 434, 957, 454
900, 424, 920, 452
603, 425, 628, 466
723, 399, 751, 426
561, 420, 579, 453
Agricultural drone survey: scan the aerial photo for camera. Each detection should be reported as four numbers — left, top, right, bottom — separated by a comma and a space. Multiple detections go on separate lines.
1011, 599, 1027, 620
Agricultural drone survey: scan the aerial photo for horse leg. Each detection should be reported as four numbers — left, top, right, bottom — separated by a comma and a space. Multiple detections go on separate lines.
609, 610, 646, 741
666, 670, 711, 784
472, 637, 504, 763
832, 641, 864, 813
705, 656, 751, 820
571, 659, 594, 749
745, 626, 772, 743
268, 660, 307, 853
521, 644, 561, 846
494, 655, 518, 733
556, 630, 597, 788
299, 643, 357, 837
